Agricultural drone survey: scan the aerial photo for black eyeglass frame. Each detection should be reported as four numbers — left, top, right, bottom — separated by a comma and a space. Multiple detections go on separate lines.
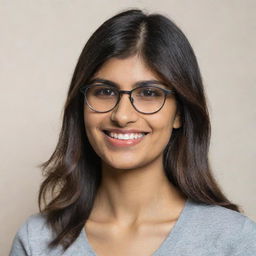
80, 84, 176, 114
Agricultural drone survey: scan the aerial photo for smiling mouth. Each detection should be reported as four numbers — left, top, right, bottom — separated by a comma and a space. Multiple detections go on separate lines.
103, 130, 149, 140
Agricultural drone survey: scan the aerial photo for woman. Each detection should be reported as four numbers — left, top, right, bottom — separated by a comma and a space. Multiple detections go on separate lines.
10, 8, 256, 256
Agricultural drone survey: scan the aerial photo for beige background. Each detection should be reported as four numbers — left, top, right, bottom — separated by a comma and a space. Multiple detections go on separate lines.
1, 0, 255, 255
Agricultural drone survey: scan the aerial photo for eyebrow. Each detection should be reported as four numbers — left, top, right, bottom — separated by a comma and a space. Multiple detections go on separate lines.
87, 77, 169, 89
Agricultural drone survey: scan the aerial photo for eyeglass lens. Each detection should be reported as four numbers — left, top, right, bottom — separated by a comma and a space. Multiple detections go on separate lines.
85, 85, 166, 113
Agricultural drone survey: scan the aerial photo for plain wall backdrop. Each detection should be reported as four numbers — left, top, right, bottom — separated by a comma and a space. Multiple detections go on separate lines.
1, 0, 255, 255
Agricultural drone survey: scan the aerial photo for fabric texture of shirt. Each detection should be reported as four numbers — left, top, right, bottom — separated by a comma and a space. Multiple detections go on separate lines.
9, 198, 256, 256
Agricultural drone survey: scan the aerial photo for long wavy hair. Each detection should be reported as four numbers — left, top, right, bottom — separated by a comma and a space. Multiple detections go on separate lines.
38, 8, 243, 252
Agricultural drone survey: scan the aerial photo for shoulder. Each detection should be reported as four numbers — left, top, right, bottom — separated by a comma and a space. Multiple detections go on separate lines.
186, 199, 256, 255
9, 213, 88, 256
9, 213, 62, 256
19, 212, 50, 232
188, 199, 250, 224
189, 200, 256, 231
16, 212, 55, 241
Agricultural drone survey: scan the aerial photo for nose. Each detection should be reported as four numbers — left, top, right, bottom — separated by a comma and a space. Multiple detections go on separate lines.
110, 93, 138, 127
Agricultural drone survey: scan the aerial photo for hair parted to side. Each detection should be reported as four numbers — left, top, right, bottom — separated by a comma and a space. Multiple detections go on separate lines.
38, 8, 243, 252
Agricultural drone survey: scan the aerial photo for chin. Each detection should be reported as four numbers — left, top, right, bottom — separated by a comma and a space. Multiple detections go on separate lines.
103, 158, 145, 171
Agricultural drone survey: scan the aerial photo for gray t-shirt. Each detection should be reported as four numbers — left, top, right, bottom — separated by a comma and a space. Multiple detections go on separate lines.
9, 198, 256, 256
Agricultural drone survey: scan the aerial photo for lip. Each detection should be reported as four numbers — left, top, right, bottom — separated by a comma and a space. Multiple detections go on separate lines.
102, 130, 149, 148
102, 128, 150, 134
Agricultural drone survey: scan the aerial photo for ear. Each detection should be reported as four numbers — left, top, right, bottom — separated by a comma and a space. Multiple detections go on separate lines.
172, 110, 182, 129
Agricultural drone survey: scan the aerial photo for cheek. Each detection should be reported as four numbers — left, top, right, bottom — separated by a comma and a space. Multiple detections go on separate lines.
150, 104, 176, 132
152, 118, 173, 145
83, 107, 101, 130
148, 107, 177, 145
83, 115, 105, 159
83, 111, 100, 144
83, 113, 93, 136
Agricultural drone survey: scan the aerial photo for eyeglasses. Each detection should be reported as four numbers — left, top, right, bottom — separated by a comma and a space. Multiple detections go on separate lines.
80, 83, 175, 114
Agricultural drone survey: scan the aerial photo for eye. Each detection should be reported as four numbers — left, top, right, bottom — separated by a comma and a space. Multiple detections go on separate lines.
135, 87, 164, 97
92, 86, 117, 97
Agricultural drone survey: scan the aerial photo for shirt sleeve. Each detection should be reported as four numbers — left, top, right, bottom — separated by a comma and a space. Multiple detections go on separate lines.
9, 220, 31, 256
233, 216, 256, 256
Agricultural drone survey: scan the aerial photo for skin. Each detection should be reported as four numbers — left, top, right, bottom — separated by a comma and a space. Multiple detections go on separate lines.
83, 54, 187, 255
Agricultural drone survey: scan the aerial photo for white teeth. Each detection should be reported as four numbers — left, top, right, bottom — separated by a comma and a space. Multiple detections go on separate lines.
108, 132, 146, 140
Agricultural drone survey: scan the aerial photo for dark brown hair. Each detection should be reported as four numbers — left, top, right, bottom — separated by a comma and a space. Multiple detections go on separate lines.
38, 8, 243, 252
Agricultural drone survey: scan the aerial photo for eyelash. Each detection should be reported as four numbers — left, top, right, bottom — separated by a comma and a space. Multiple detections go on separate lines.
92, 87, 163, 97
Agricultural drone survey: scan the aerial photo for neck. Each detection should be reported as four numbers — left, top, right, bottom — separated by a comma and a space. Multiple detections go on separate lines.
89, 156, 186, 226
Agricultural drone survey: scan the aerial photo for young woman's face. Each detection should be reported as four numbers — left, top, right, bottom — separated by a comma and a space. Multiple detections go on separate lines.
83, 55, 181, 171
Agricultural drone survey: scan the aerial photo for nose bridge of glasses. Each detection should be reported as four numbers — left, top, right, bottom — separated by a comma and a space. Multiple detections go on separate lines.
110, 90, 135, 115
118, 90, 134, 104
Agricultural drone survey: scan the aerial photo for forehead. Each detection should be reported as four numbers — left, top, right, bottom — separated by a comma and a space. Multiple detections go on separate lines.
90, 56, 169, 89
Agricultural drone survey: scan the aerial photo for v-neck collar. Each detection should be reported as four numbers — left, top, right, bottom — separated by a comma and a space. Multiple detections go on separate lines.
151, 197, 192, 255
80, 197, 193, 256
